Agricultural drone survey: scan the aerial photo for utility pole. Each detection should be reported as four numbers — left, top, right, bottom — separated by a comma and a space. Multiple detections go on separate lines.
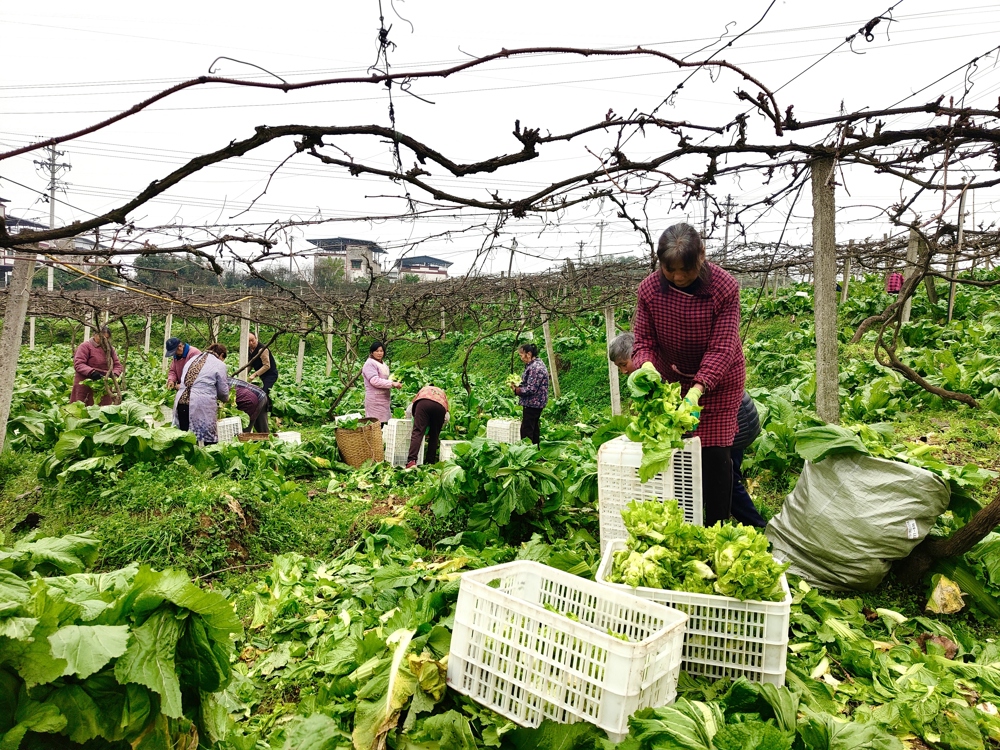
33, 145, 71, 291
577, 240, 585, 264
507, 238, 517, 277
702, 194, 709, 237
597, 220, 606, 261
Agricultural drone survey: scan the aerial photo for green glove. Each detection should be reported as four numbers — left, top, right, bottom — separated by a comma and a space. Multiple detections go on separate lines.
683, 388, 702, 417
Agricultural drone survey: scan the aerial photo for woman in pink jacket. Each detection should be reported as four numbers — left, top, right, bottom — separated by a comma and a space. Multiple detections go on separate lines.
362, 341, 402, 424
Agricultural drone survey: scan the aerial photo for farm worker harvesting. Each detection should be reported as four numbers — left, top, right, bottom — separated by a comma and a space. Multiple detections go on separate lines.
247, 332, 279, 407
362, 341, 402, 424
173, 343, 230, 445
71, 325, 123, 406
610, 331, 765, 528
404, 384, 449, 468
510, 342, 549, 445
886, 270, 903, 295
631, 222, 746, 526
164, 338, 200, 390
227, 377, 270, 435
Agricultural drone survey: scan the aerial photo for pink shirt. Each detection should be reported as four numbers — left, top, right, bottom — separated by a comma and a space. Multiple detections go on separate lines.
168, 345, 201, 386
362, 357, 394, 422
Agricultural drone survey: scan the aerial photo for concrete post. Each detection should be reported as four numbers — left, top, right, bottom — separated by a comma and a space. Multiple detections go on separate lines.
901, 229, 920, 325
840, 241, 852, 304
143, 314, 152, 355
326, 315, 333, 376
812, 157, 840, 424
541, 312, 561, 400
605, 306, 621, 416
0, 253, 37, 453
162, 312, 173, 372
238, 300, 250, 381
296, 336, 306, 384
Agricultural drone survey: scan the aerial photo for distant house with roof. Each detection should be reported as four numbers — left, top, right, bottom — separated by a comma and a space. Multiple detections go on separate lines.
306, 237, 386, 283
391, 255, 453, 283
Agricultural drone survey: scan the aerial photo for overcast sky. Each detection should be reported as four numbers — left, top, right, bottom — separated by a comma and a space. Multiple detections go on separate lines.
3, 1, 999, 276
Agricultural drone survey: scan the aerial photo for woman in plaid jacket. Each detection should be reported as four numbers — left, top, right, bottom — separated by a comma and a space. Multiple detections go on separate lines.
510, 343, 549, 445
632, 222, 746, 525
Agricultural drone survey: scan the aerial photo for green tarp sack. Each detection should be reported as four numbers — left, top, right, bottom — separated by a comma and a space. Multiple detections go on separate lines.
766, 452, 951, 591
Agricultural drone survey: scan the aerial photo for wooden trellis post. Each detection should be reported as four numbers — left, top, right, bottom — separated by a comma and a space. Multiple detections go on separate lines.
162, 311, 173, 372
605, 305, 621, 416
541, 312, 560, 401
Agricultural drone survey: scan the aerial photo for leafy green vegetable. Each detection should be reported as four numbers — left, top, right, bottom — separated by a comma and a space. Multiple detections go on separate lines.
624, 363, 700, 481
609, 500, 788, 602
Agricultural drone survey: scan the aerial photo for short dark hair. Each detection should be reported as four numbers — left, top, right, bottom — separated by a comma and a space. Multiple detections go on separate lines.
519, 343, 539, 357
657, 223, 705, 272
369, 340, 385, 355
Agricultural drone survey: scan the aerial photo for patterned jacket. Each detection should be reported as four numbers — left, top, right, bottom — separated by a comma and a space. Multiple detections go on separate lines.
517, 358, 550, 410
632, 263, 745, 447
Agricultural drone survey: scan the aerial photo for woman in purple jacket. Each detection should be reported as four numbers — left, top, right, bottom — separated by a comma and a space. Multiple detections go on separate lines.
510, 343, 549, 445
362, 341, 402, 424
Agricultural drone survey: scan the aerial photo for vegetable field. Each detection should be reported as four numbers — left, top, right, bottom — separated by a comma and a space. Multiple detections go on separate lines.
5, 275, 1000, 749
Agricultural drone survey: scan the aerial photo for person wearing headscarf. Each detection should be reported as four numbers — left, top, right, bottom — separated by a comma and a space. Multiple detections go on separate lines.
71, 326, 123, 406
165, 337, 201, 390
173, 343, 230, 444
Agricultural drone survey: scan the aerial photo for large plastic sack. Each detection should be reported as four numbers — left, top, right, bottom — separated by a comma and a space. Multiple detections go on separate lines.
766, 452, 951, 591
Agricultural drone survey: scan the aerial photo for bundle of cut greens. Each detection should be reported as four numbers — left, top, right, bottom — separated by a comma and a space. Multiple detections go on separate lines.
625, 361, 700, 481
609, 499, 789, 602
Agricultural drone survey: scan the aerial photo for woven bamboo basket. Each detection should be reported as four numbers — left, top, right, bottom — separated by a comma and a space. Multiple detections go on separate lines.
336, 418, 385, 467
238, 432, 270, 442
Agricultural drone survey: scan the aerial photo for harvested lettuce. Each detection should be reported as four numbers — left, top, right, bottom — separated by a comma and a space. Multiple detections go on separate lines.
609, 500, 789, 602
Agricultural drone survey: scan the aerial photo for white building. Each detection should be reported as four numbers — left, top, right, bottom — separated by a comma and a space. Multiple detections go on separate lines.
308, 237, 386, 283
393, 255, 452, 283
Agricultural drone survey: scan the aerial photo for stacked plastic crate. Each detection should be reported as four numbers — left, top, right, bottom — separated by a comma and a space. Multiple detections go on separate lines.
597, 435, 703, 555
596, 542, 791, 686
383, 418, 424, 466
447, 560, 688, 741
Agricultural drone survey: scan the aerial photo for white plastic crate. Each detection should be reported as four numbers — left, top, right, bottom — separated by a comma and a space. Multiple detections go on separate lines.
383, 418, 424, 466
486, 418, 522, 444
275, 431, 301, 444
439, 440, 469, 462
596, 541, 790, 686
216, 417, 243, 442
598, 435, 702, 555
448, 560, 687, 739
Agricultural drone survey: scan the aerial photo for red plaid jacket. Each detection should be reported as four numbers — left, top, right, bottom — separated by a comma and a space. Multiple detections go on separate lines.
632, 263, 746, 447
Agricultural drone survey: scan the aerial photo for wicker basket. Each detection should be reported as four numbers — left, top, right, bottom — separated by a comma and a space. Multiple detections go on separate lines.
336, 418, 385, 467
238, 432, 270, 442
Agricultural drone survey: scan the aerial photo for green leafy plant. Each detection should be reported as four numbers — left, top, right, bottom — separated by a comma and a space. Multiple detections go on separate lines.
625, 362, 700, 481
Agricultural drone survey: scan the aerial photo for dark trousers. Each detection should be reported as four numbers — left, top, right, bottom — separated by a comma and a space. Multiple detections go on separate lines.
730, 448, 767, 528
702, 446, 733, 526
520, 406, 542, 445
243, 395, 270, 434
176, 404, 190, 432
408, 399, 446, 464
